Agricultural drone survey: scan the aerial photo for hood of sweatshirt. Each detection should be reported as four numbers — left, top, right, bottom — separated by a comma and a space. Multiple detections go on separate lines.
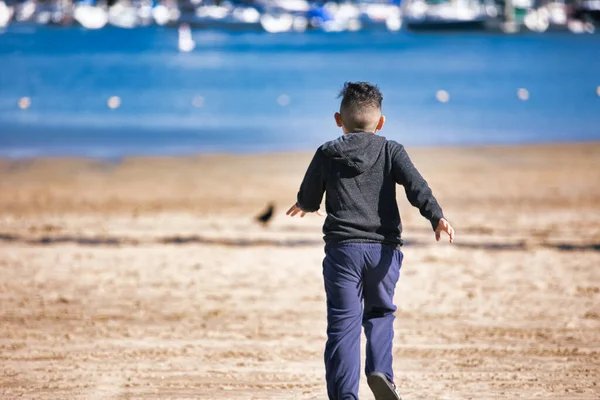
321, 132, 387, 174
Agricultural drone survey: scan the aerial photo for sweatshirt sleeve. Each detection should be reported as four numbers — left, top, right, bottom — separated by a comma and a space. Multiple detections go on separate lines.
391, 142, 444, 230
296, 148, 327, 212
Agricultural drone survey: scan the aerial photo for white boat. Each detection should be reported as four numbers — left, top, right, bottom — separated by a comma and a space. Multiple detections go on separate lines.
523, 1, 577, 32
305, 2, 364, 32
108, 1, 138, 28
567, 18, 595, 33
403, 0, 488, 30
137, 0, 154, 26
195, 4, 230, 20
260, 12, 294, 32
74, 4, 108, 29
153, 4, 169, 25
36, 9, 52, 24
15, 0, 36, 22
178, 23, 195, 52
359, 1, 402, 31
178, 4, 265, 31
0, 1, 14, 28
150, 0, 180, 26
325, 2, 362, 31
257, 0, 310, 13
573, 0, 600, 27
231, 6, 261, 24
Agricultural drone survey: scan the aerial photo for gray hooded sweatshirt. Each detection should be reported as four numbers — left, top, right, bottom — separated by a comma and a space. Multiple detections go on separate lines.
296, 132, 444, 246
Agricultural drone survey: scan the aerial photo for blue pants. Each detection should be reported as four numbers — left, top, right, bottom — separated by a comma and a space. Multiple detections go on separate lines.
322, 242, 403, 400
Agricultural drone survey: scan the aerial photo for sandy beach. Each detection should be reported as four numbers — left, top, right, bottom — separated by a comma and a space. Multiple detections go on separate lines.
1, 143, 599, 400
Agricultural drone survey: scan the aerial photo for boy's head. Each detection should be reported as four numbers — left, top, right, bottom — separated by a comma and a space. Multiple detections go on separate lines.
335, 81, 385, 134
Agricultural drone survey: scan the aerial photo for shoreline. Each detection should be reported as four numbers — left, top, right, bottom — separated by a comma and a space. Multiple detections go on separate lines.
2, 139, 600, 161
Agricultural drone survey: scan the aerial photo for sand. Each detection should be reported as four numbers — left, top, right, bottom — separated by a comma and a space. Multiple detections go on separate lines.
1, 143, 599, 399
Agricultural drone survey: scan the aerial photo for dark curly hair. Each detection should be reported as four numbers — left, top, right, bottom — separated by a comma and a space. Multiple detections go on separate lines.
338, 82, 383, 132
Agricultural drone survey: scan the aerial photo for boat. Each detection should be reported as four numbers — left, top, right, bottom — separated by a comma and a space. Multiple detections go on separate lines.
108, 0, 138, 28
257, 0, 310, 31
402, 0, 490, 31
522, 1, 570, 32
15, 0, 36, 22
177, 3, 265, 31
260, 11, 294, 32
256, 0, 311, 13
306, 2, 362, 32
494, 0, 592, 33
571, 0, 599, 31
31, 0, 76, 26
178, 22, 195, 52
74, 2, 108, 29
136, 0, 154, 26
152, 0, 180, 26
0, 0, 14, 28
358, 0, 403, 31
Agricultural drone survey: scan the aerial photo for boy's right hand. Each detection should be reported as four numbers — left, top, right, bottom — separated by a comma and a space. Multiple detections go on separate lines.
435, 218, 455, 243
286, 203, 325, 218
286, 203, 307, 218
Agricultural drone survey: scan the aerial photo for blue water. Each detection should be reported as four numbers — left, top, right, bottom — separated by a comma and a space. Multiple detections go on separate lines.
1, 26, 599, 157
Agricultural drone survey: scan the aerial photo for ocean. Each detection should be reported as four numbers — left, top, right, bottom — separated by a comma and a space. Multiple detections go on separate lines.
1, 25, 599, 158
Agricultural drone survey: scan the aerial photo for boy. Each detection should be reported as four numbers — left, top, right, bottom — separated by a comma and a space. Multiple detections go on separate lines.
286, 82, 454, 400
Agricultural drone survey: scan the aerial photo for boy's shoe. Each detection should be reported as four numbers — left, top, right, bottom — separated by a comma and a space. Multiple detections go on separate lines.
367, 372, 402, 400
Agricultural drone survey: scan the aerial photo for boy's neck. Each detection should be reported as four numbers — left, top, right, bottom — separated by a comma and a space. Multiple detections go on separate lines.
345, 130, 376, 135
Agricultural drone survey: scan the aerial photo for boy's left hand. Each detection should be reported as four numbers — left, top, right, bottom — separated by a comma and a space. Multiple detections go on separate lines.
286, 203, 325, 218
435, 218, 455, 243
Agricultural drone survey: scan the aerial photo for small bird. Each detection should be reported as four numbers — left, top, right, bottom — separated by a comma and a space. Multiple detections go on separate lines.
256, 202, 275, 226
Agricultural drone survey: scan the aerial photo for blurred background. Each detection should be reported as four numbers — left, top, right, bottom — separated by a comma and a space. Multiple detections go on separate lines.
2, 1, 600, 398
1, 0, 599, 157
